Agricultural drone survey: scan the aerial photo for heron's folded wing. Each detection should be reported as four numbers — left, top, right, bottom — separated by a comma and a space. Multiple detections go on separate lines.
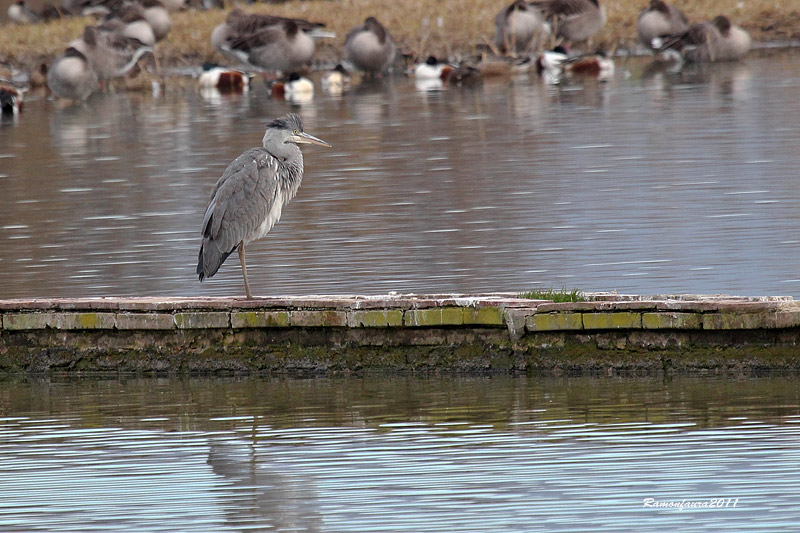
202, 148, 277, 254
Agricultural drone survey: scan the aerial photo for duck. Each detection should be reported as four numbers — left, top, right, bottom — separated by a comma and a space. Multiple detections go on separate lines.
344, 16, 397, 74
47, 47, 100, 100
561, 50, 615, 79
413, 56, 449, 80
494, 0, 549, 55
0, 85, 24, 117
211, 9, 331, 73
636, 0, 688, 51
269, 73, 314, 103
535, 45, 568, 83
442, 63, 481, 86
530, 0, 606, 49
657, 15, 749, 63
198, 63, 250, 93
321, 64, 351, 94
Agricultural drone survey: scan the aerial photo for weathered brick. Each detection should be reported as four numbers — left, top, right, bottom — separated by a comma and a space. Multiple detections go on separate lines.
405, 307, 464, 327
52, 312, 116, 330
774, 310, 800, 329
174, 312, 230, 329
3, 313, 53, 330
290, 310, 347, 327
642, 312, 702, 329
231, 311, 290, 328
527, 312, 583, 331
702, 312, 773, 330
505, 309, 534, 340
349, 310, 404, 327
462, 306, 505, 326
115, 313, 175, 330
582, 312, 642, 330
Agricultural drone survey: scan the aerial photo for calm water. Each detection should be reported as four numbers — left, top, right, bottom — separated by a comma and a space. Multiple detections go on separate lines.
1, 375, 799, 531
2, 51, 800, 298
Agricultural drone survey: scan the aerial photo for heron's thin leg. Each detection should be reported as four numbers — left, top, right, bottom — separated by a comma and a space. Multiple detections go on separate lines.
238, 242, 253, 299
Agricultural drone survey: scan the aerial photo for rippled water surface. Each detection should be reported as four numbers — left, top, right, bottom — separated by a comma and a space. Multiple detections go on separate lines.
1, 375, 800, 531
2, 51, 800, 298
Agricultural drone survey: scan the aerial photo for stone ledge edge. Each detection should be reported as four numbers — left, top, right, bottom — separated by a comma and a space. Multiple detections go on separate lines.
0, 294, 798, 332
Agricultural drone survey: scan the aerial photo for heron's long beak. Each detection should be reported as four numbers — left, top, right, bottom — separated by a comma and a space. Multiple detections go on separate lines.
296, 131, 331, 148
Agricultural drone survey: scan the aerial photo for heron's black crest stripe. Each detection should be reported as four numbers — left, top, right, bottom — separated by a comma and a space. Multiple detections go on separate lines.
266, 113, 303, 132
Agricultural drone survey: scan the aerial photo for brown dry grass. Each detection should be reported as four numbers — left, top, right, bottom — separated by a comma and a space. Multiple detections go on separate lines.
2, 0, 799, 71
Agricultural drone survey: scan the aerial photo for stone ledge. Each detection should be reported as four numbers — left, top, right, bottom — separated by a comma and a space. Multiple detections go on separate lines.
0, 294, 797, 334
2, 293, 800, 372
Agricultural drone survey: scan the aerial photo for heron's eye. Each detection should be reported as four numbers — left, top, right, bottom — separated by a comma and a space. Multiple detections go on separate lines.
293, 129, 300, 135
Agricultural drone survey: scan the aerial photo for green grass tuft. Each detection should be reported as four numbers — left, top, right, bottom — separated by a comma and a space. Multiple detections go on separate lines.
519, 287, 587, 302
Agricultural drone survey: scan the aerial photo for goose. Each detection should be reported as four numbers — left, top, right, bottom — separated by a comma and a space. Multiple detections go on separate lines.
637, 0, 688, 51
711, 15, 751, 61
530, 0, 606, 48
657, 16, 748, 63
211, 9, 330, 73
494, 0, 549, 55
344, 17, 397, 74
68, 25, 152, 81
103, 2, 158, 45
47, 47, 99, 100
7, 0, 40, 24
139, 0, 172, 42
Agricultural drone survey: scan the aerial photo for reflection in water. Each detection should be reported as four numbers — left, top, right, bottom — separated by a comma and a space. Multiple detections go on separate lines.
1, 53, 800, 298
208, 438, 323, 531
0, 376, 799, 530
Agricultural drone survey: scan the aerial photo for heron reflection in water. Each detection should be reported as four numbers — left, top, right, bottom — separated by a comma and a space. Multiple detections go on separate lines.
197, 114, 330, 299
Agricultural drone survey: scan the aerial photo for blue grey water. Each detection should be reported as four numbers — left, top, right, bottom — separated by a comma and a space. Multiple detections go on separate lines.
1, 51, 800, 298
1, 375, 799, 531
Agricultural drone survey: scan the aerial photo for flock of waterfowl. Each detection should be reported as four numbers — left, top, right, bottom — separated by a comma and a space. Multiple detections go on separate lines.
1, 0, 754, 114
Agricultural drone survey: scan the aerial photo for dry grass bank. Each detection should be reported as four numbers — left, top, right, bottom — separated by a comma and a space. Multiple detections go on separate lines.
2, 0, 799, 72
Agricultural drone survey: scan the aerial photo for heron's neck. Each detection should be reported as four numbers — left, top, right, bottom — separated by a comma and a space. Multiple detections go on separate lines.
262, 135, 305, 194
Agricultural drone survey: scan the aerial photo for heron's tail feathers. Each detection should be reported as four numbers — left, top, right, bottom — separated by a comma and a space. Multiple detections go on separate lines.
197, 241, 233, 281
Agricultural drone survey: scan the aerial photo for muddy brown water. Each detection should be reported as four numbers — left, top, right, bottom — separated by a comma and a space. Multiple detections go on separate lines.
2, 51, 800, 299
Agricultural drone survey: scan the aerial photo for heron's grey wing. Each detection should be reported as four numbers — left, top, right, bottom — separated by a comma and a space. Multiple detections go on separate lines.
199, 148, 278, 277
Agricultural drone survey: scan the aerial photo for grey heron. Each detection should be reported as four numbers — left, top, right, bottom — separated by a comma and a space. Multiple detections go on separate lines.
197, 114, 331, 299
344, 17, 396, 74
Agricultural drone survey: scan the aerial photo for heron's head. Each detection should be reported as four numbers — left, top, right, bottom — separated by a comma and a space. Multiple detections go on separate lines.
266, 113, 331, 148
